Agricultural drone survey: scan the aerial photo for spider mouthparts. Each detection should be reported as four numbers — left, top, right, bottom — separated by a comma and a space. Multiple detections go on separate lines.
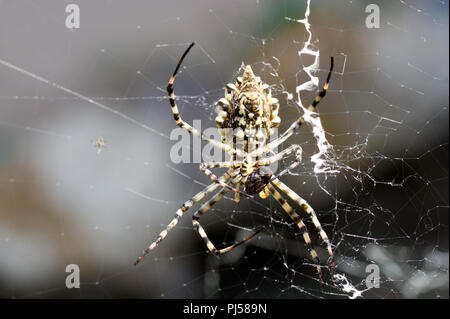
258, 186, 269, 199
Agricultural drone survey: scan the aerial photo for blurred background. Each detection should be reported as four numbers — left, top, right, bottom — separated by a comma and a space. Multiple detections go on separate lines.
0, 0, 448, 298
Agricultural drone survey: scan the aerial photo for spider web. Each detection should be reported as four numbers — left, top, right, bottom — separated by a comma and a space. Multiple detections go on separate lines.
0, 0, 448, 299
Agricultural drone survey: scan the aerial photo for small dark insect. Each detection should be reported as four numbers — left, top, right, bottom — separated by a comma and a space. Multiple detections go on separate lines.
135, 42, 335, 283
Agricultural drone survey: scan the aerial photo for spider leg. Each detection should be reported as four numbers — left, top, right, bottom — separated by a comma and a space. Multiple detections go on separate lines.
271, 178, 334, 269
134, 172, 231, 265
234, 184, 241, 203
167, 42, 241, 157
256, 144, 302, 170
267, 183, 324, 284
200, 162, 252, 198
254, 57, 334, 158
266, 144, 304, 181
252, 144, 302, 184
272, 147, 302, 180
192, 180, 266, 255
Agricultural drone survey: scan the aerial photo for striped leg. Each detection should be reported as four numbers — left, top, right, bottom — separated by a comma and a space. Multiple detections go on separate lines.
253, 57, 334, 158
252, 145, 302, 184
192, 183, 265, 255
271, 178, 334, 268
272, 147, 302, 180
267, 183, 324, 284
200, 161, 240, 169
167, 42, 240, 157
199, 162, 251, 198
255, 144, 300, 164
134, 173, 231, 265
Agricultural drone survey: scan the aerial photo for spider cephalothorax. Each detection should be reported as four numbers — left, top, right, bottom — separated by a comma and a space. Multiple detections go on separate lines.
244, 166, 273, 196
215, 65, 281, 141
135, 42, 335, 284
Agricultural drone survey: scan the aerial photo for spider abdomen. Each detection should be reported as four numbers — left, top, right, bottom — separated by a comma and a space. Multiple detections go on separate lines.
215, 65, 280, 142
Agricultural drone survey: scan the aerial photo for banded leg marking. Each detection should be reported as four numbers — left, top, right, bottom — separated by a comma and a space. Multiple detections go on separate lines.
134, 173, 231, 265
192, 182, 265, 255
167, 42, 241, 157
252, 57, 334, 159
200, 162, 251, 198
272, 178, 334, 267
267, 183, 324, 283
256, 144, 302, 171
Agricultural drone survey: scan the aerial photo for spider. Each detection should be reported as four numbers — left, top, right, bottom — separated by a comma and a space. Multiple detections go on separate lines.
93, 136, 106, 154
134, 42, 335, 283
